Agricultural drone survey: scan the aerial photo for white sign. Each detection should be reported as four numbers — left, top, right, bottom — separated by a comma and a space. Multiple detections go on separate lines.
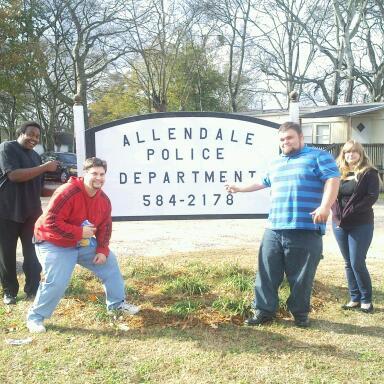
88, 113, 279, 220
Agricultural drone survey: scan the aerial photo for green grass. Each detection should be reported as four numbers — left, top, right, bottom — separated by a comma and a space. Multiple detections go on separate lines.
162, 275, 210, 295
124, 285, 140, 297
212, 296, 251, 316
222, 272, 253, 292
167, 300, 202, 318
65, 274, 87, 296
278, 278, 291, 314
1, 250, 384, 383
127, 261, 171, 280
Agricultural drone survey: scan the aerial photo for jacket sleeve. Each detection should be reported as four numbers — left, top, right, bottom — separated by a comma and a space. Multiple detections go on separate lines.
95, 197, 112, 256
331, 198, 342, 225
43, 186, 83, 242
352, 170, 380, 214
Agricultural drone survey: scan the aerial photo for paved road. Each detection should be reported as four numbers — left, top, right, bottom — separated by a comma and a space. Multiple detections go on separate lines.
16, 197, 384, 261
109, 200, 384, 260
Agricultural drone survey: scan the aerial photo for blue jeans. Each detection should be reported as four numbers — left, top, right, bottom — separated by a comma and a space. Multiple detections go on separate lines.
254, 229, 322, 317
27, 240, 125, 322
332, 223, 373, 303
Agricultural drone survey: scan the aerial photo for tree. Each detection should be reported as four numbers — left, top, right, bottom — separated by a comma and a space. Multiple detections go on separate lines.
332, 0, 369, 102
33, 0, 132, 128
268, 0, 341, 105
199, 0, 253, 112
89, 73, 150, 126
89, 44, 229, 125
164, 42, 229, 112
121, 0, 200, 112
251, 0, 316, 107
352, 0, 384, 101
28, 76, 73, 150
0, 0, 42, 140
268, 0, 371, 105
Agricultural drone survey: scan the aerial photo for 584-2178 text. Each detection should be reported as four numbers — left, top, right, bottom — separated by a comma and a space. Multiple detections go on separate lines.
142, 194, 234, 207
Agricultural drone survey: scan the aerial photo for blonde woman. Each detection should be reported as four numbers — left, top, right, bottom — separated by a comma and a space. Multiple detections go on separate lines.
331, 140, 380, 313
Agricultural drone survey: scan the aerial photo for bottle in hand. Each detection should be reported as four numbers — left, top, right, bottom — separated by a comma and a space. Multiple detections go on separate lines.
79, 220, 94, 247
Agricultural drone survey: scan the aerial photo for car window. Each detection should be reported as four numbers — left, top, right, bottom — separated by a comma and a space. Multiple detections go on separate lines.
57, 153, 77, 163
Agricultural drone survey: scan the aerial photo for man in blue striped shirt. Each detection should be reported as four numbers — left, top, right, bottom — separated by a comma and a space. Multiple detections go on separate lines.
226, 122, 340, 327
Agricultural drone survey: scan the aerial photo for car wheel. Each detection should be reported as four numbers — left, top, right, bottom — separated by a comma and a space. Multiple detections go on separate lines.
60, 170, 69, 183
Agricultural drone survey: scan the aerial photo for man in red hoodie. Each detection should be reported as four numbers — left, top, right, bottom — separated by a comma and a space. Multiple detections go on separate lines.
26, 157, 140, 333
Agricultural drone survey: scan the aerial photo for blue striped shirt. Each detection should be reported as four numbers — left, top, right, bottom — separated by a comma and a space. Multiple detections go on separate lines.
262, 146, 340, 233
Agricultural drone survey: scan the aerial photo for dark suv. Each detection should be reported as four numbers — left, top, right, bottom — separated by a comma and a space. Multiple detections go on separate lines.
40, 152, 77, 183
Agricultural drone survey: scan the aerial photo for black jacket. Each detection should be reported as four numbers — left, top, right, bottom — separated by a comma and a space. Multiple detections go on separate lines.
331, 168, 380, 228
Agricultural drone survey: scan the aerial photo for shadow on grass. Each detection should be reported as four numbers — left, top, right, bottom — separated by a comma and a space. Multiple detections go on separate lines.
313, 279, 384, 309
15, 257, 384, 354
311, 318, 384, 337
47, 320, 362, 362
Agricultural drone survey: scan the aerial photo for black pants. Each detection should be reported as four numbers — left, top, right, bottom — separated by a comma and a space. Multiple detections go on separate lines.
0, 216, 42, 296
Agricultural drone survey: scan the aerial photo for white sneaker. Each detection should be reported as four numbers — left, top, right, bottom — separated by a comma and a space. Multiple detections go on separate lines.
3, 294, 17, 305
27, 320, 46, 333
113, 302, 140, 315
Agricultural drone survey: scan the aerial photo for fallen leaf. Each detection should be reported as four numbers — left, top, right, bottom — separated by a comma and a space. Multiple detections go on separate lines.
88, 295, 98, 302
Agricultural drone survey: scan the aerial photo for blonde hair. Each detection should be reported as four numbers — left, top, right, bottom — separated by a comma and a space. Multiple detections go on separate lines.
336, 140, 375, 180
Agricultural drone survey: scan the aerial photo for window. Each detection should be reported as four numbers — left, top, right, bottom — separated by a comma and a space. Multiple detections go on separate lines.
301, 124, 313, 143
314, 124, 330, 144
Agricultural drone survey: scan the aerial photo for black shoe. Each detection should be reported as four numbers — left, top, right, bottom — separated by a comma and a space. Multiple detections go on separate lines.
3, 293, 17, 305
25, 293, 36, 301
294, 316, 310, 328
360, 304, 374, 314
244, 311, 273, 326
341, 302, 360, 310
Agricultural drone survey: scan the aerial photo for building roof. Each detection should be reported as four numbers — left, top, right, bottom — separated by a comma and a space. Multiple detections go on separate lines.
301, 103, 384, 118
240, 103, 384, 119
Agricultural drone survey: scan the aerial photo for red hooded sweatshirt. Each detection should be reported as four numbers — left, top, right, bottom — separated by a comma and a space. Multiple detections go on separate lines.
34, 177, 112, 256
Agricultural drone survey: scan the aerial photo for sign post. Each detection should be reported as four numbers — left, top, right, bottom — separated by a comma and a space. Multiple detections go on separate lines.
73, 95, 86, 177
289, 91, 300, 123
